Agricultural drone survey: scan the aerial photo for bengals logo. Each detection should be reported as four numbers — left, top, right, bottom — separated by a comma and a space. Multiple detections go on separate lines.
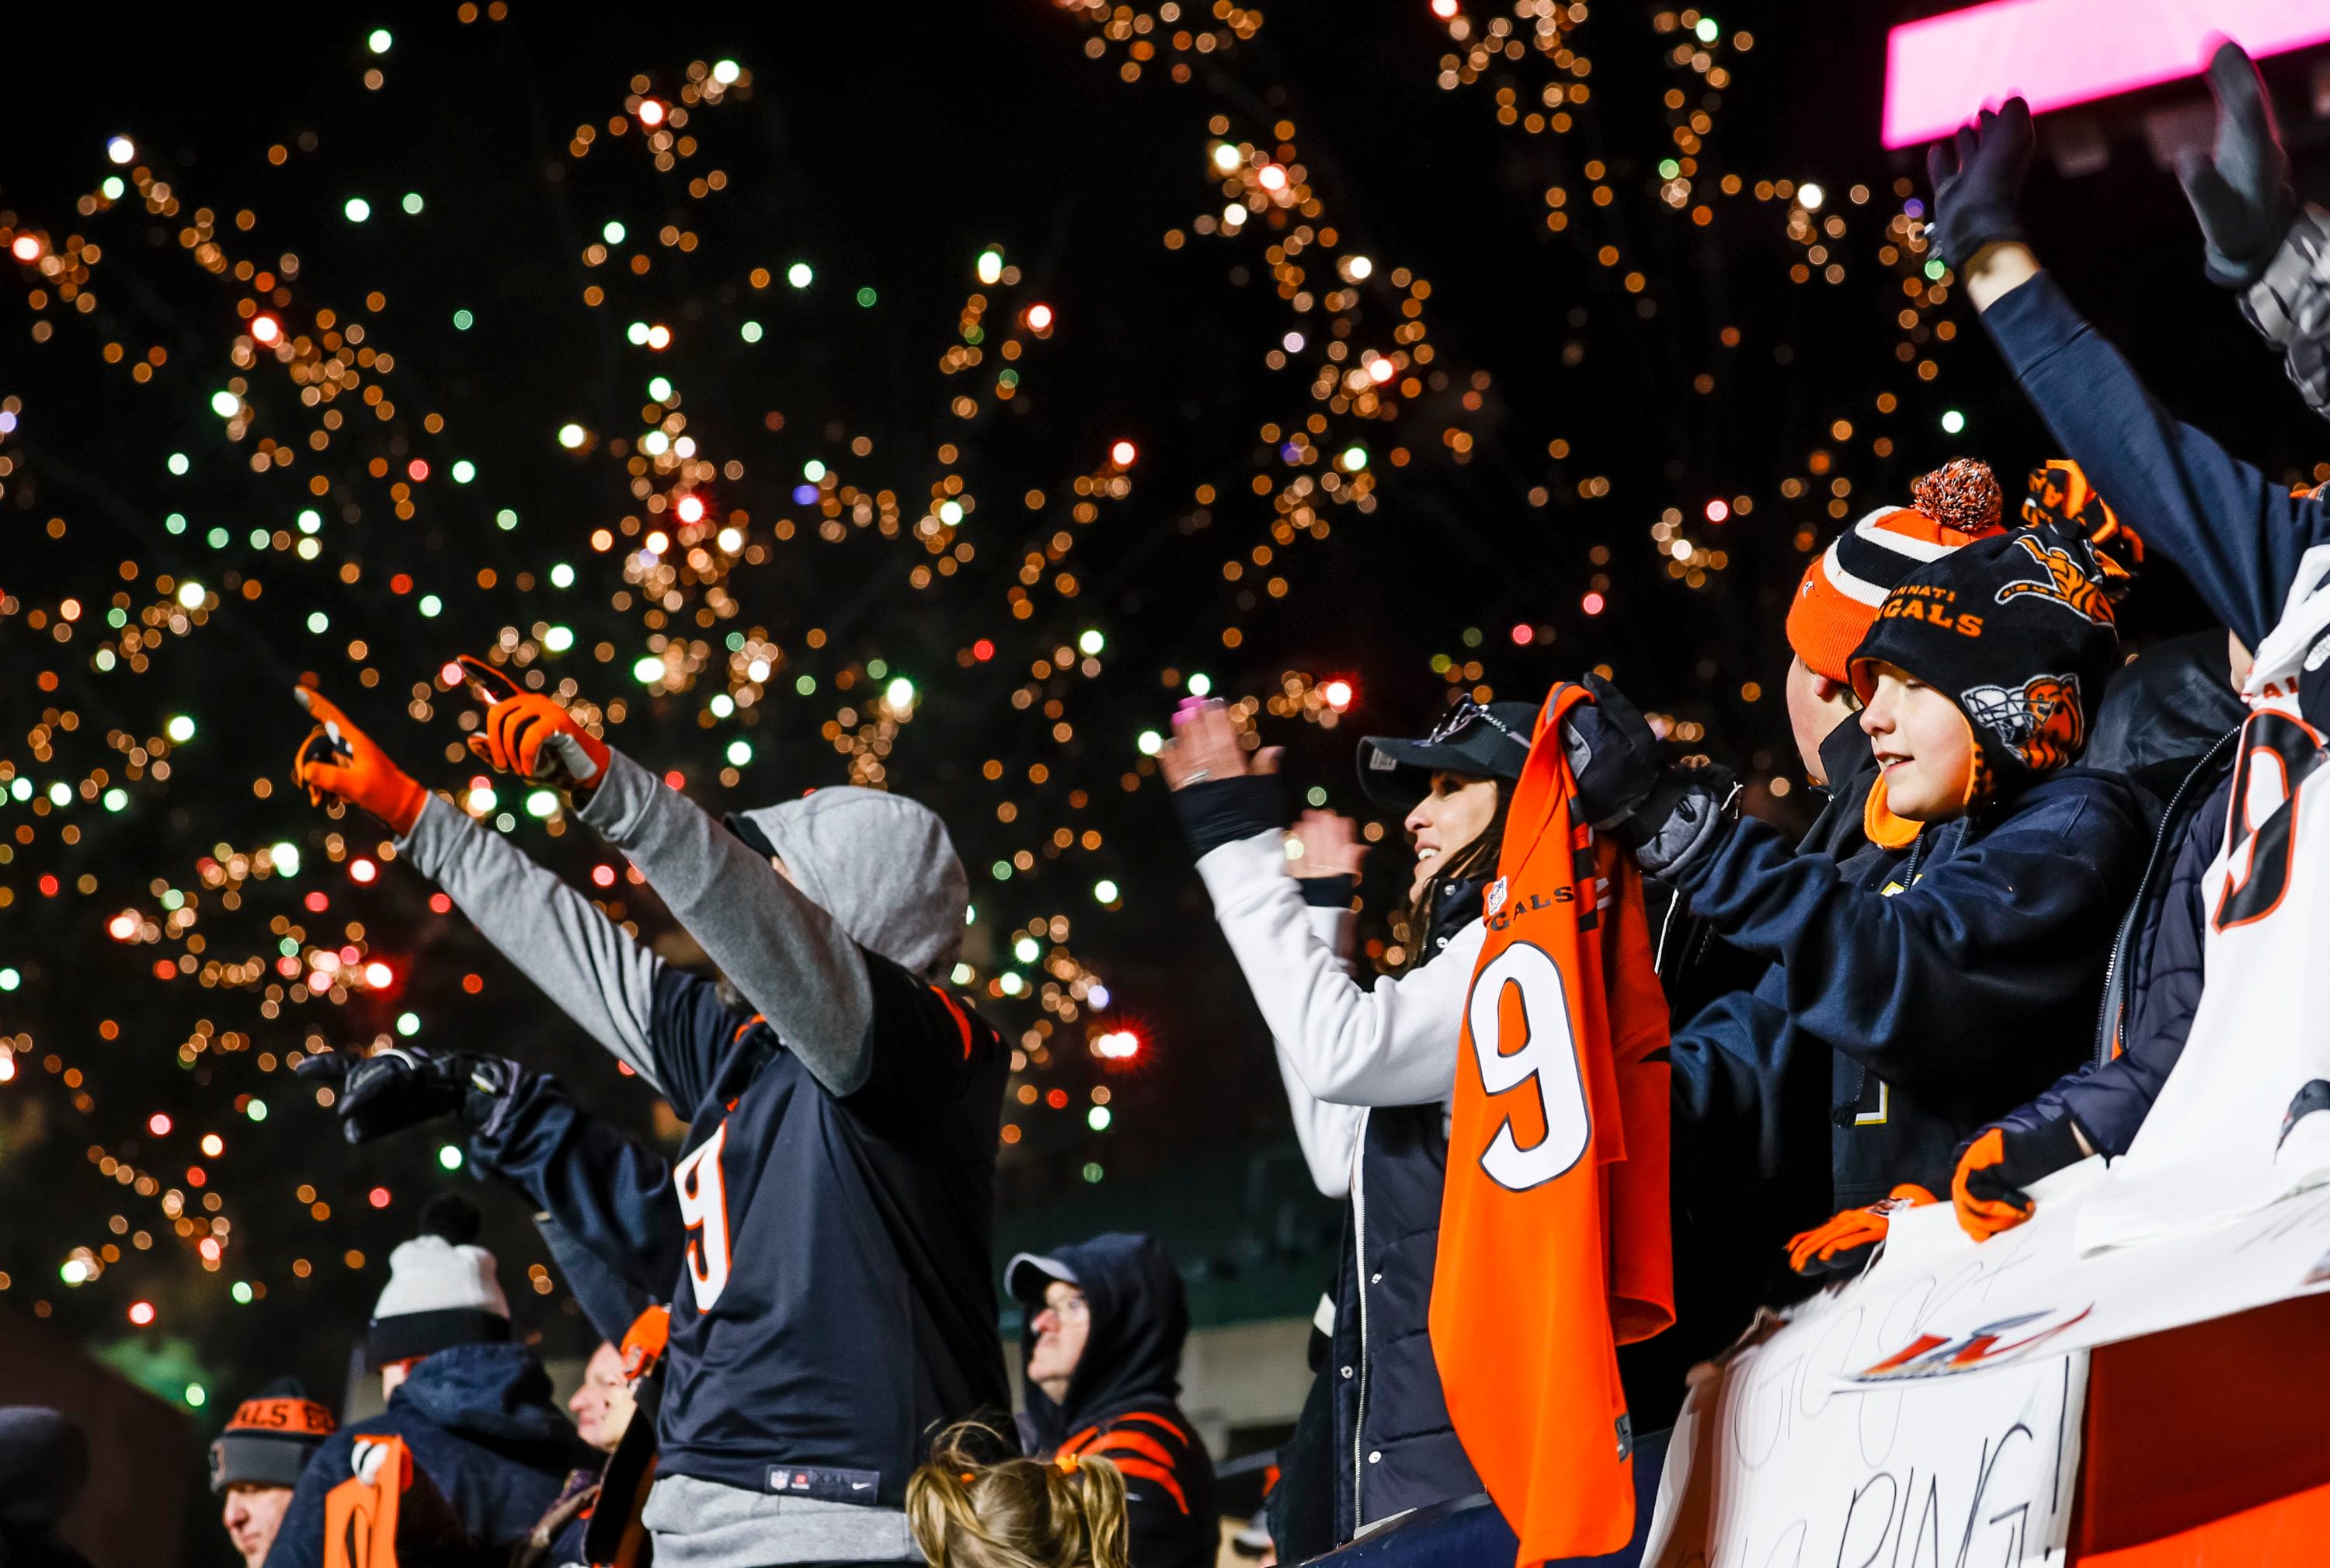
1994, 534, 2115, 625
1961, 673, 2083, 771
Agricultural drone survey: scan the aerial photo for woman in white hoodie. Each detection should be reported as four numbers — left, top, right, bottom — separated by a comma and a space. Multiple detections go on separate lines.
1161, 695, 1536, 1550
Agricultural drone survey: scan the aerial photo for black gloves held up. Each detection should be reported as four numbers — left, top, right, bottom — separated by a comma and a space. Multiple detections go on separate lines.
1924, 97, 2033, 270
1559, 675, 1735, 879
2179, 40, 2299, 290
296, 1045, 518, 1146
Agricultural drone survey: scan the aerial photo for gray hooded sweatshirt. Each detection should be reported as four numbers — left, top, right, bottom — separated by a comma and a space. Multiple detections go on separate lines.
398, 749, 975, 1565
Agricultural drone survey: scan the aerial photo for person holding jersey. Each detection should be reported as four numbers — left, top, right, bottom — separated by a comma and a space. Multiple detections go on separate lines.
290, 677, 1008, 1568
1161, 695, 1532, 1548
1563, 526, 2146, 1276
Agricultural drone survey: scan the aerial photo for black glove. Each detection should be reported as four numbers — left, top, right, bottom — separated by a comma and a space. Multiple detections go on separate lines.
1559, 675, 1735, 878
296, 1046, 517, 1145
2179, 40, 2297, 290
1924, 97, 2033, 269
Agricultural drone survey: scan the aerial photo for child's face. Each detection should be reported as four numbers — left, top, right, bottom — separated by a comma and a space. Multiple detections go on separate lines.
1859, 662, 1974, 822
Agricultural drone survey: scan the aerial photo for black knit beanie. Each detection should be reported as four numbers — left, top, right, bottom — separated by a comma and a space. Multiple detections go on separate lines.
207, 1378, 337, 1492
1848, 527, 2120, 801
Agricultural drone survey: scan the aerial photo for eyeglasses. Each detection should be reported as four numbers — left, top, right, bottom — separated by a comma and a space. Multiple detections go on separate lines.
1424, 695, 1533, 752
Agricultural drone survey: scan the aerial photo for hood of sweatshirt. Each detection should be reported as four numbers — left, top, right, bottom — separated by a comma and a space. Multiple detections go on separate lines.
729, 787, 968, 979
1008, 1233, 1189, 1451
391, 1343, 586, 1456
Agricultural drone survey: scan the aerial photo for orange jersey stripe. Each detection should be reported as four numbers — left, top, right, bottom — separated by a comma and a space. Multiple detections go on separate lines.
1083, 1430, 1177, 1471
1103, 1455, 1189, 1514
1100, 1409, 1191, 1445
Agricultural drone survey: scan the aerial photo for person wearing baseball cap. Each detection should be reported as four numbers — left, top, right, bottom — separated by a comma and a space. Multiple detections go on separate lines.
208, 1380, 335, 1568
1156, 694, 1542, 1552
264, 1196, 593, 1568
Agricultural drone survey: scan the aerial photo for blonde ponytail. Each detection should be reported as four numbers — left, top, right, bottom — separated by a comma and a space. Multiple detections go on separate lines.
907, 1424, 1131, 1568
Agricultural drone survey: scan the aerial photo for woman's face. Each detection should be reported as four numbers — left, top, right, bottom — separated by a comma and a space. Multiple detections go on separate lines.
1404, 771, 1500, 901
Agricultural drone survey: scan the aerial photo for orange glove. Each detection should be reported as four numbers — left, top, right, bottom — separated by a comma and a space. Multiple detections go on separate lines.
291, 687, 428, 836
1785, 1184, 1936, 1277
1951, 1118, 2085, 1240
464, 679, 609, 793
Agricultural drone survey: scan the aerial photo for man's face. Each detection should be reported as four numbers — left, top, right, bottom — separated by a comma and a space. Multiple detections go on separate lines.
222, 1483, 294, 1568
569, 1340, 635, 1454
1025, 1280, 1090, 1396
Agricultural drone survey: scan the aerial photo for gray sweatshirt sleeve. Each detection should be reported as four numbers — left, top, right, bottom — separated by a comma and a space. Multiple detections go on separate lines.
398, 794, 669, 1094
578, 747, 875, 1096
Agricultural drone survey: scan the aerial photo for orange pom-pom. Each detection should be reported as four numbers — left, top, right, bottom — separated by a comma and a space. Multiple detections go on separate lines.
1911, 457, 2002, 534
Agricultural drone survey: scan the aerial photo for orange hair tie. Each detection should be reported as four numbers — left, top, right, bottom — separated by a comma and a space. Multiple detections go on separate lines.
1055, 1452, 1081, 1473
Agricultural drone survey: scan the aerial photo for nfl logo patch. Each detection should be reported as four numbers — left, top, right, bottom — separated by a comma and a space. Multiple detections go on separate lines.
1484, 876, 1508, 916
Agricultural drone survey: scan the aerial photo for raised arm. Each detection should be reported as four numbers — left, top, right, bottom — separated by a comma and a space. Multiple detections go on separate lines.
453, 687, 880, 1097
576, 747, 875, 1095
401, 796, 666, 1091
1929, 95, 2330, 648
290, 688, 668, 1093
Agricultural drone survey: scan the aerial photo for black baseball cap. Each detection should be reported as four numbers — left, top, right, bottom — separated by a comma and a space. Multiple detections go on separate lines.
1355, 697, 1540, 812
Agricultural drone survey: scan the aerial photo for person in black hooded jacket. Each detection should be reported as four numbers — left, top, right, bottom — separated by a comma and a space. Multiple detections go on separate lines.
1007, 1235, 1218, 1568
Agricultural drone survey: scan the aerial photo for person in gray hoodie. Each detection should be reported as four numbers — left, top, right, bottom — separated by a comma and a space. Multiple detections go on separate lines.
290, 680, 1010, 1568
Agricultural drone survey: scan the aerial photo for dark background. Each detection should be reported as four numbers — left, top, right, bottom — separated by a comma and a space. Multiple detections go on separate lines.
2, 4, 2325, 1561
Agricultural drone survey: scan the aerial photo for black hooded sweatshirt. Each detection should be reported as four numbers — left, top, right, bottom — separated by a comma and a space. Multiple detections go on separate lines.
1013, 1234, 1219, 1568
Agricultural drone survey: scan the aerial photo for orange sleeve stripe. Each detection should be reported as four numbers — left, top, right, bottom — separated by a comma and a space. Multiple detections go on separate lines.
1059, 1426, 1102, 1456
1084, 1431, 1177, 1470
1104, 1455, 1190, 1514
1104, 1410, 1191, 1445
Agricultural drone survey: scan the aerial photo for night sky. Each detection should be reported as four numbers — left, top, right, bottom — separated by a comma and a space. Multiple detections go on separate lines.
2, 5, 2321, 1559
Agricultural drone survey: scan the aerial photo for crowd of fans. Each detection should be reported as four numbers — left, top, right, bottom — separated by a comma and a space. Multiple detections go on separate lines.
6, 40, 2329, 1568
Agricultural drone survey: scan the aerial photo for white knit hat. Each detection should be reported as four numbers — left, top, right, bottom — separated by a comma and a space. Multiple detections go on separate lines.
366, 1194, 511, 1370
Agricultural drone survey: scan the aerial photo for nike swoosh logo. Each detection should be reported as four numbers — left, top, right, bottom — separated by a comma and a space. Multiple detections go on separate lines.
851, 1482, 872, 1490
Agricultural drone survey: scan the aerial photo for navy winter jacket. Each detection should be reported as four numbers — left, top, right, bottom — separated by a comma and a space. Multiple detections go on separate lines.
1665, 767, 2144, 1211
1967, 271, 2330, 1155
467, 1066, 684, 1302
263, 1344, 591, 1568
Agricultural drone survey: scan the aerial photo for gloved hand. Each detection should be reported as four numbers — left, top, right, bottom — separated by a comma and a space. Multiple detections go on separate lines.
2179, 41, 2297, 289
1785, 1184, 1936, 1277
295, 1046, 518, 1145
462, 661, 610, 793
1558, 674, 1734, 877
291, 687, 429, 836
1924, 97, 2033, 269
1952, 1118, 2088, 1240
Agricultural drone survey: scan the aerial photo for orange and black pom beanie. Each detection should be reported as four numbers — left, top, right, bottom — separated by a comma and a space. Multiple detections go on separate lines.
1848, 527, 2120, 808
1786, 459, 2008, 683
207, 1378, 337, 1492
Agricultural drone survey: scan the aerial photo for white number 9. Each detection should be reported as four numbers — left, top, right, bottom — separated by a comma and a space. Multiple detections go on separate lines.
1466, 943, 1591, 1191
674, 1120, 732, 1312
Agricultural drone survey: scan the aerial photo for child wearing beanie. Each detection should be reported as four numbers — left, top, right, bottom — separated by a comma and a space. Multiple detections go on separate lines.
1567, 525, 2147, 1278
1782, 459, 2008, 796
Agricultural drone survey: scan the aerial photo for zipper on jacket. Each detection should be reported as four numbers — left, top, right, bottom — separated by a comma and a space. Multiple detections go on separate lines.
2091, 728, 2238, 1069
1348, 1107, 1372, 1540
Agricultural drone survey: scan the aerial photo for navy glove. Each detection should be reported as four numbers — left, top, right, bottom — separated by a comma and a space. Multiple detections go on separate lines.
296, 1046, 516, 1145
1560, 675, 1734, 877
2179, 40, 2297, 289
1924, 97, 2033, 269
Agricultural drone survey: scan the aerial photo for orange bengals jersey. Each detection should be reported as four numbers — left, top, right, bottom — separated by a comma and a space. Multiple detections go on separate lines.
1429, 681, 1674, 1566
